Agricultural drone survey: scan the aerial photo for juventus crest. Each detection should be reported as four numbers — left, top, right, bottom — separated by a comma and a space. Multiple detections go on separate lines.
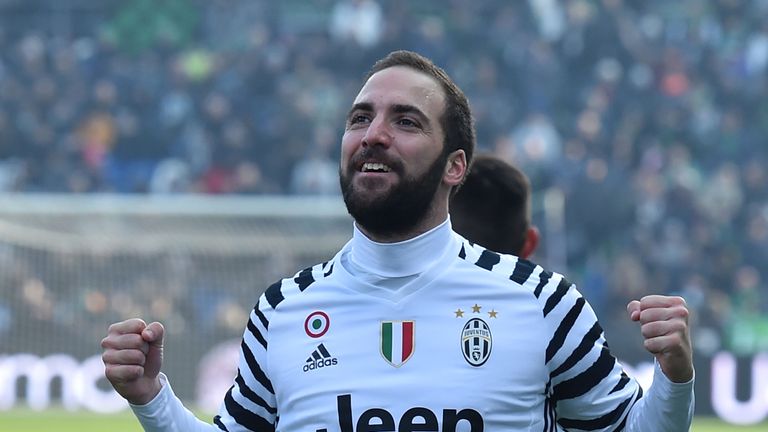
461, 318, 492, 367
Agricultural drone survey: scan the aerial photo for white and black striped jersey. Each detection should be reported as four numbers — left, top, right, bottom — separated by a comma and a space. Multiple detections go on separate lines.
206, 223, 692, 431
131, 221, 693, 432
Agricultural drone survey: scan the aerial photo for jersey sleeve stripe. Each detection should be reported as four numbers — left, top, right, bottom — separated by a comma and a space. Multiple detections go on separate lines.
543, 277, 571, 317
549, 321, 602, 378
223, 387, 276, 432
234, 372, 277, 414
213, 415, 229, 430
254, 301, 269, 329
324, 262, 334, 277
264, 280, 284, 309
552, 346, 615, 401
545, 297, 586, 364
610, 371, 631, 394
533, 270, 553, 299
247, 318, 267, 350
543, 396, 554, 432
510, 258, 536, 285
475, 250, 501, 270
240, 339, 275, 394
557, 391, 637, 430
294, 267, 315, 291
614, 387, 643, 431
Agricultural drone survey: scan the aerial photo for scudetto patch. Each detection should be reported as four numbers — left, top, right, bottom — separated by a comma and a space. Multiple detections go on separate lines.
380, 321, 415, 367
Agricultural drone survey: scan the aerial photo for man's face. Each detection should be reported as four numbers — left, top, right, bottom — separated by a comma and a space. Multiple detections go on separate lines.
339, 66, 448, 237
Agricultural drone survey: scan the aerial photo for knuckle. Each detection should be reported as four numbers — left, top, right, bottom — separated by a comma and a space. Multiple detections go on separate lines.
640, 324, 655, 338
673, 320, 688, 333
129, 351, 147, 365
643, 339, 659, 352
103, 365, 115, 378
105, 364, 126, 380
638, 310, 648, 321
109, 364, 143, 381
122, 350, 146, 365
125, 333, 144, 348
669, 333, 682, 345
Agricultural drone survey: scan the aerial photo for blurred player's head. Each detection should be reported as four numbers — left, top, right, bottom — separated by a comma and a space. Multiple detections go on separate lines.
340, 50, 475, 240
450, 154, 539, 258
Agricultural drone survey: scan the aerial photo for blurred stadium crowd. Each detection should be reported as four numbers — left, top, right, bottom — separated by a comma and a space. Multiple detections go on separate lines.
1, 0, 767, 361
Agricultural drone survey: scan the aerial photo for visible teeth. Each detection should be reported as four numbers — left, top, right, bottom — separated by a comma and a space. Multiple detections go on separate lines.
362, 162, 391, 172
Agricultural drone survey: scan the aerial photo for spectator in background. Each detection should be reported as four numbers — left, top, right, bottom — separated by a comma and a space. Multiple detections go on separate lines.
289, 125, 340, 195
329, 0, 384, 48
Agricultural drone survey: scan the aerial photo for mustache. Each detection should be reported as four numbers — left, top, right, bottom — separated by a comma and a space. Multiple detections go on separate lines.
348, 147, 404, 173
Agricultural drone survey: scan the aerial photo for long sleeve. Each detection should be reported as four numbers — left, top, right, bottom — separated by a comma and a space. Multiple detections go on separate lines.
129, 295, 279, 432
130, 374, 220, 432
625, 361, 695, 432
542, 278, 645, 430
532, 268, 694, 431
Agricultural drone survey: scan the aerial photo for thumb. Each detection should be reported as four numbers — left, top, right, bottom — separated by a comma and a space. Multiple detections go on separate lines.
626, 300, 641, 322
141, 322, 165, 379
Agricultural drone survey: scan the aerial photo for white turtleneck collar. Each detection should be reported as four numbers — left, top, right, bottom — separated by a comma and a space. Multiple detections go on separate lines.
341, 218, 453, 290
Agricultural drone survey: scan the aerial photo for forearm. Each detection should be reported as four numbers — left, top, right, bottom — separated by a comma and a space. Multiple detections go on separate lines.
626, 361, 695, 432
130, 374, 219, 432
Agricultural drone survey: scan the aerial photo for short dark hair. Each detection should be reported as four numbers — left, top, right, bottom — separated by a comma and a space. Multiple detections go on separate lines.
450, 155, 531, 255
366, 50, 476, 181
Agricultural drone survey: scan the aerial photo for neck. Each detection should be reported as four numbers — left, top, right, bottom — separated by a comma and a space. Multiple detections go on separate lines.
350, 218, 451, 278
357, 201, 449, 243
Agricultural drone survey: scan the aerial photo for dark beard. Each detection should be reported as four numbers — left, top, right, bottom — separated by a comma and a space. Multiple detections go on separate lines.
340, 149, 448, 238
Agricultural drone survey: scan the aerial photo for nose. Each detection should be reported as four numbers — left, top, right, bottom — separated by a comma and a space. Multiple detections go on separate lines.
361, 116, 393, 148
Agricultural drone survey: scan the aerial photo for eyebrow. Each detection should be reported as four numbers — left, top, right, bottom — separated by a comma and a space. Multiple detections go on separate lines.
392, 104, 429, 123
346, 102, 373, 123
346, 102, 431, 125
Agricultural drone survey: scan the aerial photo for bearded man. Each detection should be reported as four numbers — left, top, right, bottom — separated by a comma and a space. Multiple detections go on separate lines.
102, 50, 694, 432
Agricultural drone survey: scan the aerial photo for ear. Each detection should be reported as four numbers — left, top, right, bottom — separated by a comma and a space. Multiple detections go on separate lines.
444, 150, 467, 187
519, 226, 540, 259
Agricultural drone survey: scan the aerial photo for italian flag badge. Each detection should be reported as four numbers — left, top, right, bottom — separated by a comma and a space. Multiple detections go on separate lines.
380, 321, 415, 367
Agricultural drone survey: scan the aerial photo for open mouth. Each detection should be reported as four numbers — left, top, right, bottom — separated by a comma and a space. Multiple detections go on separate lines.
360, 162, 392, 173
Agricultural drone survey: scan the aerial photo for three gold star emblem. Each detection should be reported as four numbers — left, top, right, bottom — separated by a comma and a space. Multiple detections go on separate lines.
454, 304, 499, 318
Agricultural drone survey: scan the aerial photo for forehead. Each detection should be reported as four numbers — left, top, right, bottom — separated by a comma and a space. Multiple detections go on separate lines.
353, 66, 445, 116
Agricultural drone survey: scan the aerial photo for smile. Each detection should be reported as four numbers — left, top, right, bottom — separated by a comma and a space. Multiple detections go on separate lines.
361, 162, 392, 173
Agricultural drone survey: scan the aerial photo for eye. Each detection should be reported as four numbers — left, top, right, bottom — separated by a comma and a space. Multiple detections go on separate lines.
397, 117, 419, 128
348, 113, 371, 126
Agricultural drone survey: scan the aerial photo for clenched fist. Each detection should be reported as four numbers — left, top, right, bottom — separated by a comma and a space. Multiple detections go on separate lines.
627, 295, 694, 383
101, 319, 165, 405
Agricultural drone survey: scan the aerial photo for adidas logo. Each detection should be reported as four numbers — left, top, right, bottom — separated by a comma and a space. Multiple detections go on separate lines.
303, 343, 338, 372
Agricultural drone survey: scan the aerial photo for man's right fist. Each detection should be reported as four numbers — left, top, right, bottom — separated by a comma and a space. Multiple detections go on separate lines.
101, 319, 165, 405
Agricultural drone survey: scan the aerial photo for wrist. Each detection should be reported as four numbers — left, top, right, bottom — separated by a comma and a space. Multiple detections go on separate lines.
127, 377, 163, 406
657, 359, 694, 384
